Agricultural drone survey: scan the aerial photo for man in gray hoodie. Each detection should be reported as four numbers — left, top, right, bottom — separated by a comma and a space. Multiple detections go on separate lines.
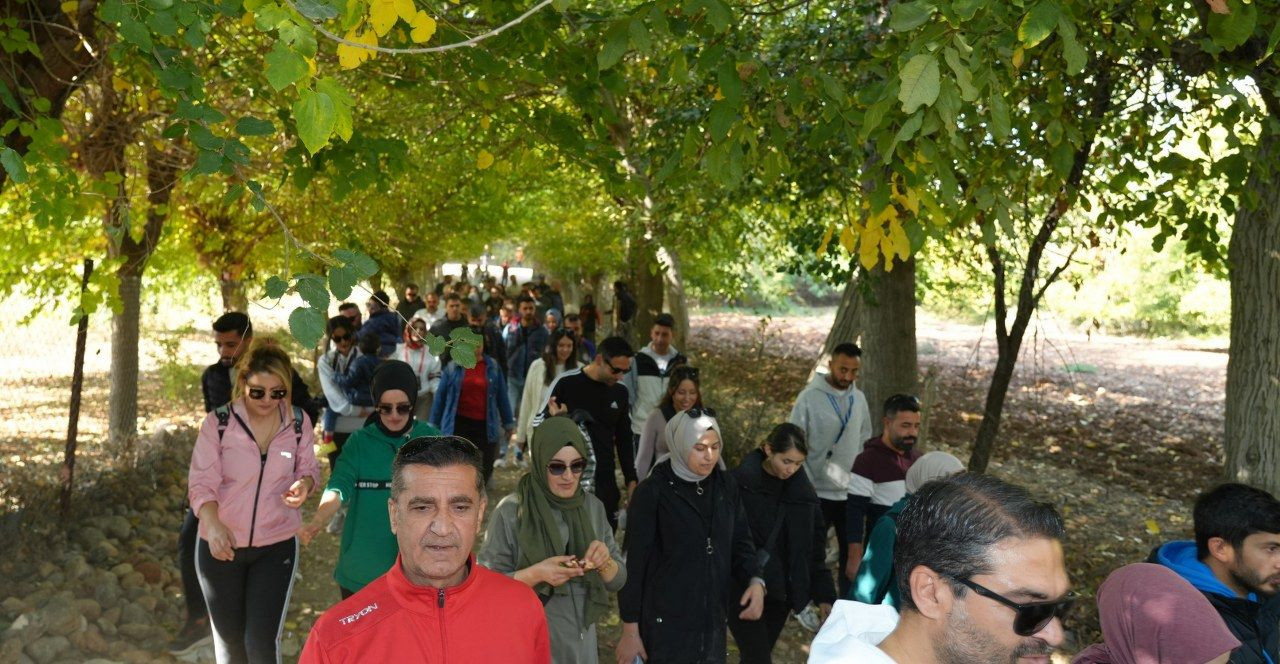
788, 342, 872, 596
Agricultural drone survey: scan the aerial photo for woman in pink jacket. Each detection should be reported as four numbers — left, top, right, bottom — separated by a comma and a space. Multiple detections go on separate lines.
188, 338, 320, 664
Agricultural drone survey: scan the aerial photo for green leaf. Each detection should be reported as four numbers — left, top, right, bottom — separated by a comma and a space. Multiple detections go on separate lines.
450, 342, 478, 368
898, 54, 941, 113
890, 1, 935, 32
943, 47, 978, 101
950, 0, 981, 21
628, 17, 651, 52
989, 92, 1010, 140
295, 274, 331, 310
293, 88, 335, 154
702, 0, 732, 32
425, 334, 447, 356
328, 264, 356, 299
293, 0, 338, 20
1018, 1, 1060, 48
264, 275, 289, 299
449, 325, 475, 341
1058, 18, 1087, 74
316, 77, 354, 142
894, 112, 924, 143
717, 61, 742, 107
288, 306, 327, 349
1207, 0, 1257, 50
334, 248, 378, 277
235, 116, 276, 136
222, 184, 245, 206
551, 0, 569, 10
708, 100, 736, 141
597, 21, 630, 70
265, 43, 308, 91
117, 16, 154, 51
0, 147, 28, 184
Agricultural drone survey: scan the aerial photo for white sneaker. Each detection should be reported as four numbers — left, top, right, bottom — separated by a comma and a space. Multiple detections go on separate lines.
795, 604, 821, 633
495, 457, 507, 469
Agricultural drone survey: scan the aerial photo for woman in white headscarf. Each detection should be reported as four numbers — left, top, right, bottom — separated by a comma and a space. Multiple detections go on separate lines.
616, 410, 767, 664
849, 451, 965, 607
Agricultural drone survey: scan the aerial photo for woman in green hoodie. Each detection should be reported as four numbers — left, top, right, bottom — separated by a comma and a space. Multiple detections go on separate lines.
300, 360, 440, 597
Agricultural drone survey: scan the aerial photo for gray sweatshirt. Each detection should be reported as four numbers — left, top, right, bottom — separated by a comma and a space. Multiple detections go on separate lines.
788, 373, 873, 501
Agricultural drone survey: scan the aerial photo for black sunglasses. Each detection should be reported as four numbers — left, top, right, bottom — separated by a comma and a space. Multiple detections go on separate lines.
247, 386, 288, 401
331, 333, 351, 343
951, 576, 1075, 636
547, 459, 587, 476
686, 407, 717, 418
377, 403, 413, 415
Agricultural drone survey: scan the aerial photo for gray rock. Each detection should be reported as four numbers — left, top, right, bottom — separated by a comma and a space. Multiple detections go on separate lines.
36, 562, 55, 579
117, 623, 151, 640
119, 572, 145, 590
76, 527, 106, 550
92, 581, 119, 607
134, 595, 156, 612
119, 603, 148, 627
109, 563, 133, 578
102, 515, 132, 540
72, 599, 101, 622
37, 597, 82, 637
100, 607, 121, 627
62, 555, 89, 581
281, 635, 300, 657
2, 596, 26, 617
24, 635, 69, 664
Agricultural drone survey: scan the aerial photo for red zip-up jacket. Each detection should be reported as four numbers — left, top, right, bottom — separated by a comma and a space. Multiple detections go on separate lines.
300, 555, 550, 663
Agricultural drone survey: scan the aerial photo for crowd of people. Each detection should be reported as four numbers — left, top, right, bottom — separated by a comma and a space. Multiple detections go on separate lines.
170, 272, 1280, 664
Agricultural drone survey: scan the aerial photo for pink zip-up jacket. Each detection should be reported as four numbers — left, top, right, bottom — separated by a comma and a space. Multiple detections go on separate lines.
188, 401, 320, 549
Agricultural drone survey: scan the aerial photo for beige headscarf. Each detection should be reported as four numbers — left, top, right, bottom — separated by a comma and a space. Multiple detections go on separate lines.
905, 452, 965, 493
663, 410, 722, 482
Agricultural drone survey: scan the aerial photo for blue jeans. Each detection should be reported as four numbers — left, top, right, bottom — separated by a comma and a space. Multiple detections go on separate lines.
503, 376, 524, 458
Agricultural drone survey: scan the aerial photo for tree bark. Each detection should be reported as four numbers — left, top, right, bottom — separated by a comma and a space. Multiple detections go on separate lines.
658, 243, 690, 350
631, 237, 664, 348
60, 258, 94, 517
1224, 128, 1280, 493
108, 268, 142, 453
220, 274, 249, 312
858, 258, 918, 426
811, 275, 865, 381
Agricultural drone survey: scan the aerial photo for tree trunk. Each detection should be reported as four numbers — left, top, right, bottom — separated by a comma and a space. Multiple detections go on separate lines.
220, 273, 248, 312
658, 243, 690, 350
631, 237, 664, 348
1224, 128, 1280, 493
107, 267, 142, 453
61, 258, 94, 517
811, 275, 865, 381
858, 258, 918, 426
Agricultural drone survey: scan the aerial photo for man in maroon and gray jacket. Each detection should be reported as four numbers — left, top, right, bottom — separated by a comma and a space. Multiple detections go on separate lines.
845, 394, 923, 582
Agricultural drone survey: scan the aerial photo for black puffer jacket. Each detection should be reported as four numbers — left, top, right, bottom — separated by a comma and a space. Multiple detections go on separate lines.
620, 461, 760, 664
732, 449, 836, 613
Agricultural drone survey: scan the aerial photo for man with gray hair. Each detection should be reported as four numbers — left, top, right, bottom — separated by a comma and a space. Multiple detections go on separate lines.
809, 473, 1074, 664
300, 436, 550, 663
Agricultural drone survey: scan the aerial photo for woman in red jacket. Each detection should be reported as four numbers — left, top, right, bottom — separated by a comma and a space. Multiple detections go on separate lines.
188, 338, 320, 664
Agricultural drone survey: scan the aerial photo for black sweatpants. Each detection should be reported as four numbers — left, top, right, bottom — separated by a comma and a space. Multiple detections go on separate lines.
820, 498, 851, 596
454, 415, 495, 484
727, 600, 792, 664
196, 536, 298, 664
179, 509, 208, 621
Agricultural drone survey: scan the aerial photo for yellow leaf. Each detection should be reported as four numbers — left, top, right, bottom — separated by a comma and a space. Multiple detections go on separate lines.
816, 225, 835, 257
1012, 47, 1025, 69
859, 234, 880, 270
712, 86, 725, 101
892, 181, 920, 215
241, 11, 255, 26
409, 10, 436, 43
889, 220, 911, 260
370, 0, 398, 36
479, 116, 491, 130
839, 225, 857, 254
1145, 519, 1161, 535
338, 28, 377, 70
60, 0, 78, 17
306, 57, 317, 76
111, 76, 130, 92
394, 0, 416, 21
476, 150, 495, 170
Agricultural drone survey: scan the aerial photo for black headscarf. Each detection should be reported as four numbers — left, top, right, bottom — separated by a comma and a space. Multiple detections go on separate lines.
366, 360, 419, 437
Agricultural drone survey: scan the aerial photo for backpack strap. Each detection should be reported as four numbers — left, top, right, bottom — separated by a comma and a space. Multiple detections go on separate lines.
214, 405, 232, 442
292, 406, 305, 473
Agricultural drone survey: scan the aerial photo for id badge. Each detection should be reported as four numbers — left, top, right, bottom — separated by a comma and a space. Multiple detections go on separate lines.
823, 459, 852, 489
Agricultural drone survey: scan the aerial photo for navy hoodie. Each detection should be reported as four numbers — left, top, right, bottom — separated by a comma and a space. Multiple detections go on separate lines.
1152, 540, 1280, 664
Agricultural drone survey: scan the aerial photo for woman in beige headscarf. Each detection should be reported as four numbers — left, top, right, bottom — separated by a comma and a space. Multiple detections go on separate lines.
849, 451, 965, 607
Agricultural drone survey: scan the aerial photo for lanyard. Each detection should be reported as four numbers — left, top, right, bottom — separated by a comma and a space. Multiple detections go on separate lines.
824, 392, 856, 458
403, 345, 428, 382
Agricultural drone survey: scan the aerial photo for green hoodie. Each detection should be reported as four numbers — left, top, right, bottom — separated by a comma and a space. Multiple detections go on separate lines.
326, 420, 440, 591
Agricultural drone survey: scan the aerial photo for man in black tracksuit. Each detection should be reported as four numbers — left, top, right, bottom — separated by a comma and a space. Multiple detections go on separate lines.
533, 336, 637, 530
1151, 483, 1280, 664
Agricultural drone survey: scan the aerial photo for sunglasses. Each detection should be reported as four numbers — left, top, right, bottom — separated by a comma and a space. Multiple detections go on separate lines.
603, 359, 628, 375
247, 386, 288, 401
686, 407, 717, 418
331, 333, 351, 343
547, 459, 588, 476
377, 403, 413, 415
952, 576, 1076, 637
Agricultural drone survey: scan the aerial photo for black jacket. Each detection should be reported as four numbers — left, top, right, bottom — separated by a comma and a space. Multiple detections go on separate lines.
1147, 545, 1280, 664
732, 449, 837, 613
201, 362, 319, 425
620, 461, 760, 663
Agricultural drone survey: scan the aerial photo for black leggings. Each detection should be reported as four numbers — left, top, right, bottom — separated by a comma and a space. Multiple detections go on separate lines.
821, 498, 850, 596
179, 509, 208, 621
455, 415, 495, 484
727, 600, 792, 664
196, 537, 298, 664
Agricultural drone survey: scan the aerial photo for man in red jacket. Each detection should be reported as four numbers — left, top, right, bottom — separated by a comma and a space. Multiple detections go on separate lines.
300, 436, 550, 663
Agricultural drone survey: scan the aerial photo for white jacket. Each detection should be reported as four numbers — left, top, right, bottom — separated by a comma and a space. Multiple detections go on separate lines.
317, 348, 370, 433
808, 600, 899, 664
516, 358, 568, 444
788, 373, 872, 501
393, 342, 441, 399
